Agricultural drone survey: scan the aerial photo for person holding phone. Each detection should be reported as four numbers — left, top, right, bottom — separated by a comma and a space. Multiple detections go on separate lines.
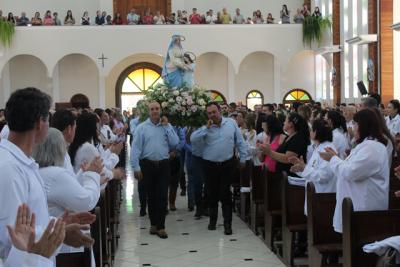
190, 102, 248, 235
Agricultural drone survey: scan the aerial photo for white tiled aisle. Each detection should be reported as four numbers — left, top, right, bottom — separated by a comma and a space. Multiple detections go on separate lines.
113, 159, 284, 267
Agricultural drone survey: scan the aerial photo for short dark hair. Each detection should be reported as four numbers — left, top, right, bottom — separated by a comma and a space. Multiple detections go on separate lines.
206, 102, 221, 110
327, 110, 347, 133
5, 87, 51, 132
369, 93, 381, 105
389, 100, 400, 114
263, 104, 274, 112
52, 109, 77, 132
312, 119, 332, 143
262, 115, 283, 141
229, 102, 237, 109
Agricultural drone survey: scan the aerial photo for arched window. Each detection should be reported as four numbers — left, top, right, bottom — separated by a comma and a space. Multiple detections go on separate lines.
207, 90, 227, 103
246, 90, 264, 110
116, 62, 163, 111
283, 89, 312, 104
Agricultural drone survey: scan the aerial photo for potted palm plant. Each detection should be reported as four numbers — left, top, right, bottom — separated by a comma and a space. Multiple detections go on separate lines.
0, 20, 15, 47
303, 16, 332, 48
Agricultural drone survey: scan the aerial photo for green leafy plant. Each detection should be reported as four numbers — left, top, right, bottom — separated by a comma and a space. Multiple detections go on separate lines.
303, 16, 332, 48
0, 20, 15, 47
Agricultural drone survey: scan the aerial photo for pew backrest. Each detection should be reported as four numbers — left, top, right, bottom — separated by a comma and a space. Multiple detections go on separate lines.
282, 175, 307, 228
342, 197, 400, 267
264, 171, 284, 212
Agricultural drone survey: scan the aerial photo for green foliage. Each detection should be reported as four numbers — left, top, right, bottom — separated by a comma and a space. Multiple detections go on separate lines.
303, 16, 332, 48
0, 20, 15, 47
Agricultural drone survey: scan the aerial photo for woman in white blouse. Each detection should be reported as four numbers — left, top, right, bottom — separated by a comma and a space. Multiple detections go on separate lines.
69, 113, 124, 182
33, 128, 103, 218
289, 119, 337, 215
320, 109, 389, 233
326, 110, 349, 159
385, 99, 400, 136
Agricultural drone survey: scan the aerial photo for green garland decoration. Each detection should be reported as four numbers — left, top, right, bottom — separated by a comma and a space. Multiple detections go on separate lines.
303, 16, 332, 48
0, 20, 15, 47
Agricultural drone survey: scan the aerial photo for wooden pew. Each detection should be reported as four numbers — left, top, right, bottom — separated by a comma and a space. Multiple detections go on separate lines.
342, 197, 400, 267
281, 175, 307, 266
98, 189, 111, 266
56, 249, 91, 267
91, 207, 103, 267
263, 171, 284, 250
250, 164, 265, 235
306, 182, 342, 267
238, 161, 251, 223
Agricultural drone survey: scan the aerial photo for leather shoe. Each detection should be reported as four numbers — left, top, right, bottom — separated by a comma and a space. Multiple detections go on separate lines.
140, 208, 147, 217
157, 229, 168, 239
224, 224, 233, 235
149, 226, 157, 235
208, 223, 216, 230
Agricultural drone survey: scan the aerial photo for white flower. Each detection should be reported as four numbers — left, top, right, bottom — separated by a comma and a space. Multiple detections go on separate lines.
182, 111, 186, 116
173, 90, 179, 96
181, 101, 186, 106
161, 102, 168, 108
181, 92, 189, 97
186, 98, 193, 106
197, 99, 206, 106
187, 111, 191, 116
169, 98, 174, 103
176, 96, 183, 103
191, 105, 198, 112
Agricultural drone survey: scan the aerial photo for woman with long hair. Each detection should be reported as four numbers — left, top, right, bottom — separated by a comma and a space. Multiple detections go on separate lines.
260, 115, 285, 172
320, 109, 389, 233
260, 113, 310, 176
64, 10, 75, 26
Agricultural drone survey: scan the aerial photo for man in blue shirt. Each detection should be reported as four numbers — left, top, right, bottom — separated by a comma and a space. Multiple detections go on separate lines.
131, 102, 179, 239
191, 102, 248, 235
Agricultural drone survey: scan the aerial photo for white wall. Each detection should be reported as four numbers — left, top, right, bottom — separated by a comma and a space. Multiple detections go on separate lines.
58, 54, 99, 106
236, 52, 275, 103
7, 55, 52, 96
283, 50, 316, 99
394, 0, 400, 100
172, 0, 304, 22
195, 53, 231, 99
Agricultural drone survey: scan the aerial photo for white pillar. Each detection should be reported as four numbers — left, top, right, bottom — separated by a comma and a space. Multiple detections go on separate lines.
99, 75, 106, 108
52, 63, 60, 103
394, 0, 400, 99
274, 58, 282, 103
227, 62, 235, 103
2, 63, 11, 107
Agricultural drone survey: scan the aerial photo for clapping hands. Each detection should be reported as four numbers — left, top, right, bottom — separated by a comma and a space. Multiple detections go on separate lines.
289, 156, 306, 173
319, 147, 338, 162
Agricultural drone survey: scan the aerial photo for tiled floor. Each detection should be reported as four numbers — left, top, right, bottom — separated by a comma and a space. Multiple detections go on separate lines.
114, 162, 284, 267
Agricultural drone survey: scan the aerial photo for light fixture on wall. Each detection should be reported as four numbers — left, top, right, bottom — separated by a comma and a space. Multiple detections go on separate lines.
392, 22, 400, 31
345, 34, 377, 45
316, 45, 342, 55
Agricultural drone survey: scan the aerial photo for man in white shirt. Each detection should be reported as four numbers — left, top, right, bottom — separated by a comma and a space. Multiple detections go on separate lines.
127, 9, 140, 25
0, 88, 95, 266
205, 9, 217, 24
232, 8, 245, 24
385, 100, 400, 136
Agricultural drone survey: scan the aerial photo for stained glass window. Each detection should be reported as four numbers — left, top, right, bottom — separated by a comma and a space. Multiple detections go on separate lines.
283, 89, 312, 103
246, 90, 264, 110
121, 67, 162, 111
207, 90, 226, 103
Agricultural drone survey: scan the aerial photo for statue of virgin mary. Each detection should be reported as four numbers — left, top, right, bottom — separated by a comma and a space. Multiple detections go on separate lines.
162, 34, 196, 88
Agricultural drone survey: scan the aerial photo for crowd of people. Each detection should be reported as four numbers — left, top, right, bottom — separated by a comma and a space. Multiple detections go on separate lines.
0, 4, 323, 26
1, 87, 398, 265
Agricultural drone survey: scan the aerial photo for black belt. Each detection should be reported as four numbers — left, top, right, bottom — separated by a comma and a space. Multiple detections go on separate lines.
204, 157, 233, 166
140, 159, 169, 166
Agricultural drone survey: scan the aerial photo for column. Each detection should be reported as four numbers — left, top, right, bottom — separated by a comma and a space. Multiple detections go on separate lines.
52, 63, 60, 103
274, 58, 282, 103
333, 0, 341, 104
227, 62, 235, 103
99, 75, 106, 108
2, 63, 11, 107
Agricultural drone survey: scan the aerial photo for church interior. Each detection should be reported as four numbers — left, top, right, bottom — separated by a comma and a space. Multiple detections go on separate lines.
0, 0, 400, 267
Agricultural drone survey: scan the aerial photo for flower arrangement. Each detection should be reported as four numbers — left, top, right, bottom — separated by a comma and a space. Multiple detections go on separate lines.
138, 83, 211, 127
